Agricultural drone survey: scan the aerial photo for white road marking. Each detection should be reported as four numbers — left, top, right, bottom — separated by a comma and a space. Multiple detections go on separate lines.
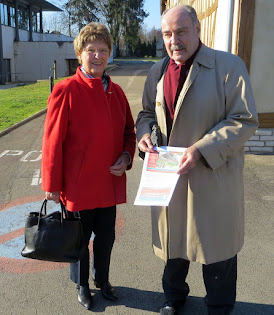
31, 169, 42, 186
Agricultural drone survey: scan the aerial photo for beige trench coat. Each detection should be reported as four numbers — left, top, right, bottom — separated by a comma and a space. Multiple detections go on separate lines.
136, 44, 258, 265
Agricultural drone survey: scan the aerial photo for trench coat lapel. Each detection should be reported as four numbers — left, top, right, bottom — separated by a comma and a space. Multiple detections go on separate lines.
155, 74, 168, 145
173, 44, 215, 125
173, 63, 200, 123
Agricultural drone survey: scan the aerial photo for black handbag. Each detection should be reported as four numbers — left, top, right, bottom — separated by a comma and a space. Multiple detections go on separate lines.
21, 199, 85, 263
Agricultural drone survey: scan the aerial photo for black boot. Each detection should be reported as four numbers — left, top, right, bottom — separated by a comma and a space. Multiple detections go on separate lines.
94, 281, 118, 301
77, 285, 93, 310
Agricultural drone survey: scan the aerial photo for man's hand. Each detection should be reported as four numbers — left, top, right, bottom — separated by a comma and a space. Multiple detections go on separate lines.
45, 191, 60, 203
177, 145, 202, 175
138, 133, 155, 153
110, 153, 130, 176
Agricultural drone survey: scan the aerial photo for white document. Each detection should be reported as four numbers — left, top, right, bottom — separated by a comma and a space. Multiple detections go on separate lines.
134, 146, 186, 206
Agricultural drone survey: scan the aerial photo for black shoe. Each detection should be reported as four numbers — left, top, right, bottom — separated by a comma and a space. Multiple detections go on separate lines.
95, 281, 118, 301
160, 300, 186, 315
77, 285, 93, 310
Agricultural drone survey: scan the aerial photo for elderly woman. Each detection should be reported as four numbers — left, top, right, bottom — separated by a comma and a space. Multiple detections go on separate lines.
41, 22, 136, 310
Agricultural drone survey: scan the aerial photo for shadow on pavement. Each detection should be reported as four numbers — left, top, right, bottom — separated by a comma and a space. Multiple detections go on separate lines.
89, 287, 274, 314
90, 286, 164, 313
182, 296, 274, 314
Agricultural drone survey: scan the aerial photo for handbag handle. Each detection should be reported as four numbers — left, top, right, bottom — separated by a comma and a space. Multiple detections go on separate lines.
38, 199, 67, 226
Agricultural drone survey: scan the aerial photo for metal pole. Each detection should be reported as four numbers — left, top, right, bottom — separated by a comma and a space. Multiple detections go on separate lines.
53, 60, 57, 79
49, 76, 54, 93
0, 22, 5, 84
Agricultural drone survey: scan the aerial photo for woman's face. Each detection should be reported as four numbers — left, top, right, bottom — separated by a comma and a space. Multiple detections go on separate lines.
79, 40, 110, 78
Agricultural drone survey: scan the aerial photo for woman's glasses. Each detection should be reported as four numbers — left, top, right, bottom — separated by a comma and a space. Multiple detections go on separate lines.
84, 48, 109, 55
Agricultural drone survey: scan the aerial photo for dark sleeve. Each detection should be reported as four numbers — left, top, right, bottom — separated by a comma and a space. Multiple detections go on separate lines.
135, 58, 169, 142
122, 94, 136, 170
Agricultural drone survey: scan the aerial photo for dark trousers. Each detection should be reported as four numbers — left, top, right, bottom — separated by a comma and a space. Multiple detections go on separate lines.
68, 206, 116, 286
163, 255, 237, 314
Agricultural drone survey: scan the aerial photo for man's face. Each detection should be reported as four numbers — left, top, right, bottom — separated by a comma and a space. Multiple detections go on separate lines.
161, 9, 200, 64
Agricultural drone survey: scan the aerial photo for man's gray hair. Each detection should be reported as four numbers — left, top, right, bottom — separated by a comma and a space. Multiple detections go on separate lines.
162, 5, 199, 25
182, 5, 199, 24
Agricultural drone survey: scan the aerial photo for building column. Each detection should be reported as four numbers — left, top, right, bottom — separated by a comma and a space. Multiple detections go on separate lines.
28, 5, 33, 41
14, 0, 19, 41
0, 24, 5, 84
39, 9, 43, 33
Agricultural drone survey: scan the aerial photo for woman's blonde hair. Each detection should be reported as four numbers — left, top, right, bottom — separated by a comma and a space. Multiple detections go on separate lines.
74, 22, 112, 61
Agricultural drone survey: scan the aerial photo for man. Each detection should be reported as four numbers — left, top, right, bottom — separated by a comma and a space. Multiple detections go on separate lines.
136, 5, 258, 315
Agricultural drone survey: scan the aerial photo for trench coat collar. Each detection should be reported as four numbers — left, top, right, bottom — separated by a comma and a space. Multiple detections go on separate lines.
172, 44, 215, 124
194, 44, 215, 69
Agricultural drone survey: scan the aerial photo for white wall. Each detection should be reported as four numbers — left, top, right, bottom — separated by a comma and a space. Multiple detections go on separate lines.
214, 0, 234, 52
2, 26, 14, 56
214, 0, 274, 114
249, 0, 274, 113
13, 41, 76, 81
32, 32, 74, 42
2, 24, 114, 82
2, 26, 16, 81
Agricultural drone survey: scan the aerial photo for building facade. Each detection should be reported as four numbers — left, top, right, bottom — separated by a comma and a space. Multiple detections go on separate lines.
0, 0, 114, 83
161, 0, 274, 153
0, 0, 79, 83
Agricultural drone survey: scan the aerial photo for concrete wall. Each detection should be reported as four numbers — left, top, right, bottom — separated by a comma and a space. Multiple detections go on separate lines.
2, 26, 16, 81
13, 41, 113, 82
249, 0, 274, 113
32, 32, 74, 42
2, 24, 114, 82
1, 25, 76, 82
2, 26, 14, 57
13, 41, 76, 81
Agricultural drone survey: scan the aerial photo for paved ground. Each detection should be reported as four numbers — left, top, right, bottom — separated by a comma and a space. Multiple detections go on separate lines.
0, 62, 273, 315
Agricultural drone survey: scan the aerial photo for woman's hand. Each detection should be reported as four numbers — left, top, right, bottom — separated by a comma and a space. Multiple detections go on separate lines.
45, 191, 60, 203
110, 153, 130, 176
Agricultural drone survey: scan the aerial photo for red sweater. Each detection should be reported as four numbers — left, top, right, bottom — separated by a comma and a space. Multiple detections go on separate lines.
41, 67, 136, 211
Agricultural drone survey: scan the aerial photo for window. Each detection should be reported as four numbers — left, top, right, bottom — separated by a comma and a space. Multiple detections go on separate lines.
37, 12, 41, 32
31, 10, 37, 32
1, 2, 15, 27
3, 59, 11, 82
0, 2, 8, 25
68, 59, 79, 76
18, 5, 29, 30
0, 2, 38, 31
9, 6, 15, 27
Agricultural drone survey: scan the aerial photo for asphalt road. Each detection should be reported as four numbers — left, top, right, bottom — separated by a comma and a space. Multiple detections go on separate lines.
0, 62, 273, 315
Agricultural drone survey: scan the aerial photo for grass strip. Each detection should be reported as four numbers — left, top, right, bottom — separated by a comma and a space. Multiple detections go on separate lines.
0, 78, 65, 132
0, 58, 157, 132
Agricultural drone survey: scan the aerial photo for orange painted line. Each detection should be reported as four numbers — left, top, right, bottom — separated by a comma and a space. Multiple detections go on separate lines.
0, 256, 68, 274
0, 196, 126, 274
0, 195, 44, 212
0, 227, 25, 244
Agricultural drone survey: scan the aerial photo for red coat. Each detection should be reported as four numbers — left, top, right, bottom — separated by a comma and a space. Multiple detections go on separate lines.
41, 67, 136, 211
